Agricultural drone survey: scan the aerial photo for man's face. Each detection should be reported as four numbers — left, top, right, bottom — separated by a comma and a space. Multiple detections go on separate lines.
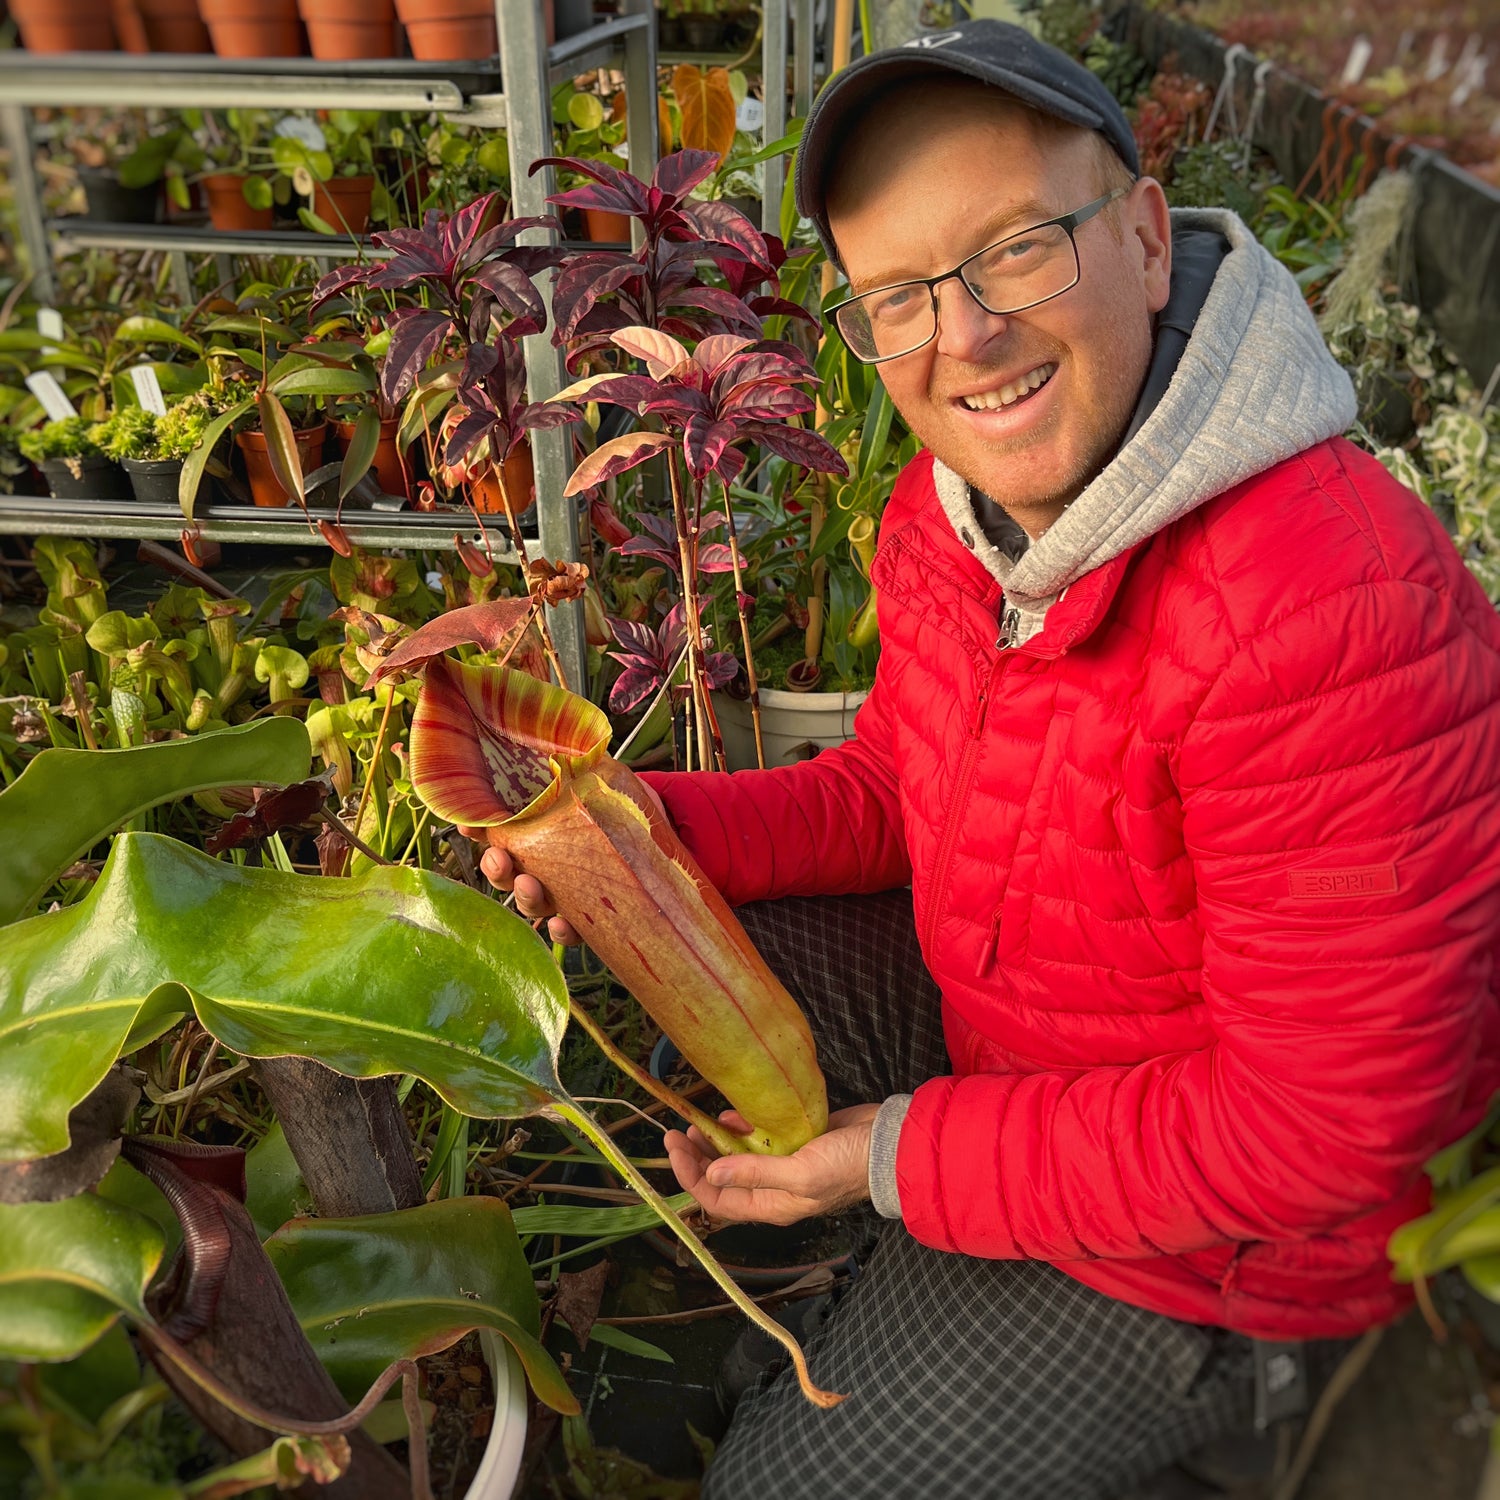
827, 88, 1172, 534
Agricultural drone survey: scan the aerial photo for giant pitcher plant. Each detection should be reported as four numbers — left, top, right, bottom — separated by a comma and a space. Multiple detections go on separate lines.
0, 720, 843, 1429
403, 648, 829, 1158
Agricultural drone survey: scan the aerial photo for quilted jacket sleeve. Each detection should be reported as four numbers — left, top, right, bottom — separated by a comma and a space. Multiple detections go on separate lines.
896, 570, 1500, 1262
639, 672, 910, 906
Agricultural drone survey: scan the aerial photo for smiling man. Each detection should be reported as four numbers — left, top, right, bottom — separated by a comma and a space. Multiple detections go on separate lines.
491, 19, 1500, 1499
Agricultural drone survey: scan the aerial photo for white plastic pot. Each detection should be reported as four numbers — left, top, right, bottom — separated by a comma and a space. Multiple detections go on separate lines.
714, 687, 868, 772
465, 1331, 528, 1498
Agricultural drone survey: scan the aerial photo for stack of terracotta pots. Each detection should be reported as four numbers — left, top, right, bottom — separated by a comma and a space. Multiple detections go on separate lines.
9, 0, 505, 62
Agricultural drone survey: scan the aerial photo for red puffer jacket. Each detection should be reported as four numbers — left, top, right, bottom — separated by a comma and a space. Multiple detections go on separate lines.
647, 439, 1500, 1338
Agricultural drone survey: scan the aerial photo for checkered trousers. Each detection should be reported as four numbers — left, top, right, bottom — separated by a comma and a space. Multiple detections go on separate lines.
707, 891, 1259, 1500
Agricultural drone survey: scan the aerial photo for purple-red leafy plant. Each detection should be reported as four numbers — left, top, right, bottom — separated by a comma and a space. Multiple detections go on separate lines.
606, 602, 736, 715
554, 325, 845, 769
310, 190, 581, 681
534, 149, 812, 368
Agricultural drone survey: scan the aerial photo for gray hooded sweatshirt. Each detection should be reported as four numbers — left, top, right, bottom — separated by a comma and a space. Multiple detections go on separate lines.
867, 206, 1359, 1217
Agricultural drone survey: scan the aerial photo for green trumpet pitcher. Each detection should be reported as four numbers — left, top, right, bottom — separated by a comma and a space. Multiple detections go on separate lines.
407, 655, 828, 1156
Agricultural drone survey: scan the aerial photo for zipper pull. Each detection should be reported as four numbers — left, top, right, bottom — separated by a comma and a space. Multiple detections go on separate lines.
997, 605, 1021, 650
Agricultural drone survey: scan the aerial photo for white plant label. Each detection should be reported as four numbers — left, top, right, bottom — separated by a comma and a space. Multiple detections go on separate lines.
737, 96, 766, 133
1340, 37, 1373, 88
25, 371, 78, 422
1425, 33, 1450, 81
36, 307, 63, 354
130, 365, 169, 417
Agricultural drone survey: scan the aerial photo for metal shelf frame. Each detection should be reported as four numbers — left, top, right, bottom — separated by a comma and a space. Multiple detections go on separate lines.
0, 4, 815, 689
0, 493, 523, 558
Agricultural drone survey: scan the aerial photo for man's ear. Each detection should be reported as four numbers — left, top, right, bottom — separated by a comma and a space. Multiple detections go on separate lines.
1131, 178, 1173, 314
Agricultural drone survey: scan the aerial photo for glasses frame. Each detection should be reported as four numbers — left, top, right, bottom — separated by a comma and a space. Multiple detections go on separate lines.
829, 186, 1133, 366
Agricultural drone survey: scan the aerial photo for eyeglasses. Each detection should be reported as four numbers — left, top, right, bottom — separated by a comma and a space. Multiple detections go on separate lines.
829, 187, 1131, 365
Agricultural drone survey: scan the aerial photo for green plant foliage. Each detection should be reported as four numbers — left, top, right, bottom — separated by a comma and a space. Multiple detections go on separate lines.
150, 403, 208, 463
89, 408, 158, 463
0, 832, 568, 1163
266, 1197, 577, 1413
0, 1194, 164, 1362
0, 718, 312, 925
17, 416, 101, 464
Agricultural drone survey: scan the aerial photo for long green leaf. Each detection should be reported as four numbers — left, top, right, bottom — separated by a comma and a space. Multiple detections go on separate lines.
270, 367, 374, 399
0, 833, 567, 1163
179, 397, 252, 522
256, 390, 305, 508
266, 1197, 577, 1413
856, 379, 893, 482
0, 719, 311, 926
0, 1194, 164, 1361
113, 316, 203, 358
338, 404, 381, 501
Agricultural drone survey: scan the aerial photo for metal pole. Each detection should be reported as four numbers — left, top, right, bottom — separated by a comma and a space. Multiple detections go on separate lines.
793, 0, 817, 120
1, 106, 54, 304
620, 0, 659, 254
497, 0, 588, 694
762, 0, 788, 237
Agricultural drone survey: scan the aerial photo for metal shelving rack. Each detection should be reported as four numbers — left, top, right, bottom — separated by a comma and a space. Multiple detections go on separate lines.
0, 2, 819, 686
0, 1, 661, 688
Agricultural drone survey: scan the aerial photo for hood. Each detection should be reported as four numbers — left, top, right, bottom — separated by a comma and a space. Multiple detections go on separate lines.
932, 207, 1358, 634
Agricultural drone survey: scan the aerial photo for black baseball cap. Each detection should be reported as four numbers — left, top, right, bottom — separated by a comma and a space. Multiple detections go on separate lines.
795, 19, 1140, 265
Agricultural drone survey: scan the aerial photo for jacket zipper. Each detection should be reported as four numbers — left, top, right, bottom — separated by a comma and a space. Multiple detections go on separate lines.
922, 658, 1001, 956
997, 604, 1022, 651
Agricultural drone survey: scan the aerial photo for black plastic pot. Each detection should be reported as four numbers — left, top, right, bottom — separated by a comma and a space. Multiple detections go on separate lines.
40, 455, 133, 501
122, 455, 186, 505
679, 15, 723, 49
77, 167, 160, 225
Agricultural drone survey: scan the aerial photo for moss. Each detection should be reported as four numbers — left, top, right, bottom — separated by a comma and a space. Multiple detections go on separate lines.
154, 403, 210, 462
90, 407, 158, 462
17, 416, 101, 464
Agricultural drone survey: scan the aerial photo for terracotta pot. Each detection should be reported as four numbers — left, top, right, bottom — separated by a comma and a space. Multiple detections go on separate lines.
109, 0, 150, 51
197, 0, 303, 56
298, 0, 396, 58
333, 414, 408, 500
471, 443, 534, 517
394, 0, 495, 61
583, 207, 632, 243
131, 0, 211, 51
11, 0, 116, 50
236, 422, 326, 508
311, 174, 375, 235
202, 173, 274, 231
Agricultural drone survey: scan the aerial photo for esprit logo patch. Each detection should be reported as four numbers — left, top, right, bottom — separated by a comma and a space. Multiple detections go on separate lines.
1287, 864, 1399, 899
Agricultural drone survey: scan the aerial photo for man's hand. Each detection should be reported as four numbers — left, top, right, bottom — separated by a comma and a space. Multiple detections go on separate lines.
459, 781, 667, 947
665, 1104, 880, 1227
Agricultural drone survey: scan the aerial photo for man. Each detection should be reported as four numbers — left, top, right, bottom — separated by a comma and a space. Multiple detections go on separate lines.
494, 20, 1500, 1498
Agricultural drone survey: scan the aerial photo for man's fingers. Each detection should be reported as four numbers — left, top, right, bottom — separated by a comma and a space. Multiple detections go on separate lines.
478, 846, 514, 890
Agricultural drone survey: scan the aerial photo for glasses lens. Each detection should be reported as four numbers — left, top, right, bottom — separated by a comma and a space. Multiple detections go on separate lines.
963, 223, 1077, 314
836, 282, 934, 363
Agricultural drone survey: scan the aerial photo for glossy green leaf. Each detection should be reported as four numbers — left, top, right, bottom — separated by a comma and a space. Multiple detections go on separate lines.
856, 378, 893, 482
585, 1324, 672, 1364
179, 397, 253, 522
0, 718, 311, 926
270, 367, 374, 399
256, 390, 305, 508
267, 1197, 577, 1414
113, 317, 203, 358
338, 404, 381, 501
244, 1123, 314, 1240
1, 833, 567, 1163
37, 1321, 141, 1426
0, 1194, 164, 1361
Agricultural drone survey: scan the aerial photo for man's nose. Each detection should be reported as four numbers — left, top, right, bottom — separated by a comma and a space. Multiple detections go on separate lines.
933, 278, 1008, 362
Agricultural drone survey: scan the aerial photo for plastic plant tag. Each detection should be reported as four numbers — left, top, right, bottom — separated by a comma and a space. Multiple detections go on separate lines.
36, 308, 63, 354
130, 365, 168, 417
25, 372, 77, 423
1339, 37, 1372, 87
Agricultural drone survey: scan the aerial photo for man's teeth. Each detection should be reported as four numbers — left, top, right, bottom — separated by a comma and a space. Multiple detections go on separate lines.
961, 364, 1056, 411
